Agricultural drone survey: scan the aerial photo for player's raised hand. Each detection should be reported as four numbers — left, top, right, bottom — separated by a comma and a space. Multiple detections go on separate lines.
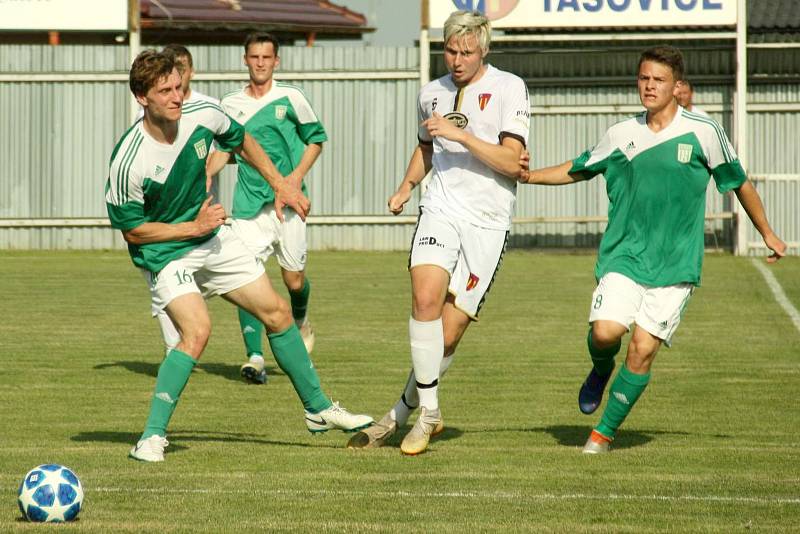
388, 184, 412, 215
195, 196, 227, 234
765, 233, 787, 263
275, 182, 310, 222
424, 112, 465, 143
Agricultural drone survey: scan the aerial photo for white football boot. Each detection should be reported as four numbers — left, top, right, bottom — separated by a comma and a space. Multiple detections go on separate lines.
240, 355, 267, 385
305, 402, 373, 433
130, 435, 169, 462
400, 407, 442, 455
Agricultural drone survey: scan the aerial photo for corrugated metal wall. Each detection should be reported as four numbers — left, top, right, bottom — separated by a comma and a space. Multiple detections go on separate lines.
0, 44, 797, 253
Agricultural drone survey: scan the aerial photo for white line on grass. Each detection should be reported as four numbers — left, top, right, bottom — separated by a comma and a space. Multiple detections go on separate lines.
751, 258, 800, 334
88, 487, 800, 505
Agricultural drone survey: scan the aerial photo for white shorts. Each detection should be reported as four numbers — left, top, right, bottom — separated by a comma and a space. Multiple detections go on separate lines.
142, 225, 265, 314
588, 272, 694, 347
229, 204, 307, 271
409, 207, 508, 320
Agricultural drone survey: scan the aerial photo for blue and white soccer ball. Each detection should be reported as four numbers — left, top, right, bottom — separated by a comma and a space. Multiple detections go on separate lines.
17, 464, 83, 522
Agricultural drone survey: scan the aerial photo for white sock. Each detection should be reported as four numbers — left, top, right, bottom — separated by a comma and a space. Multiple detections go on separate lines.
409, 316, 443, 411
391, 353, 456, 425
440, 354, 454, 376
390, 371, 417, 426
156, 311, 181, 354
248, 353, 265, 364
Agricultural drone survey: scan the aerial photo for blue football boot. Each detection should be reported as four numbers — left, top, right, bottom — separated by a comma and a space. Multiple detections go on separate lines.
578, 366, 614, 415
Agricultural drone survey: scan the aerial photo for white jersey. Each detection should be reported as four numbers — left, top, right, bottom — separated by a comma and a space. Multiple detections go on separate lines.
135, 90, 219, 122
417, 65, 530, 230
687, 105, 710, 118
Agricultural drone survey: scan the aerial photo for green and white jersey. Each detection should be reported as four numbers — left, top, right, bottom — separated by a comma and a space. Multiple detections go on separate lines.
221, 83, 327, 219
105, 101, 245, 272
571, 107, 746, 287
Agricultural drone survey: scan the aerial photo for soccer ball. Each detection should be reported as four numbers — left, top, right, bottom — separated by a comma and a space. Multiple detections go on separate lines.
17, 464, 83, 522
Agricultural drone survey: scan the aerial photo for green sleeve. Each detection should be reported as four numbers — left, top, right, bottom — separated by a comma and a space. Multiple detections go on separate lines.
297, 120, 327, 145
214, 114, 246, 152
711, 160, 747, 193
569, 150, 603, 181
107, 201, 145, 231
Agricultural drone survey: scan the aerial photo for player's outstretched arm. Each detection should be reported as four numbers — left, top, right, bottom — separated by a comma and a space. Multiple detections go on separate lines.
734, 179, 787, 263
519, 160, 585, 185
388, 143, 433, 215
122, 196, 227, 245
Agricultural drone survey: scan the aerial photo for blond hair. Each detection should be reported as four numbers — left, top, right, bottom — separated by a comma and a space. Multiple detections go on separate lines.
443, 10, 491, 54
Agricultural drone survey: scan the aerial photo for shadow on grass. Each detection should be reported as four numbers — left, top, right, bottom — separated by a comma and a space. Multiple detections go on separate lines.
377, 426, 466, 450
71, 429, 342, 451
93, 361, 281, 382
199, 362, 282, 382
541, 424, 695, 451
459, 425, 701, 452
94, 361, 159, 377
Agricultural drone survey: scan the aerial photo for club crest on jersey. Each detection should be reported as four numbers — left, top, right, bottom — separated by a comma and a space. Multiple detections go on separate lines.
275, 105, 287, 120
444, 112, 468, 129
193, 139, 207, 159
677, 143, 693, 163
466, 273, 479, 291
431, 97, 438, 111
478, 93, 491, 111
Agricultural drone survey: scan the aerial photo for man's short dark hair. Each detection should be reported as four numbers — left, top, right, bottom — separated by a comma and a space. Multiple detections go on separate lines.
162, 43, 193, 70
244, 32, 280, 55
681, 78, 695, 91
129, 49, 176, 97
638, 45, 685, 81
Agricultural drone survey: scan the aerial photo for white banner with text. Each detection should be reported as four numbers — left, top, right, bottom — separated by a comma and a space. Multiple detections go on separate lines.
427, 0, 737, 29
0, 0, 127, 31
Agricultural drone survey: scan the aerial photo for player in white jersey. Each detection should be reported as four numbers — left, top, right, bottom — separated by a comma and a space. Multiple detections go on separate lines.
348, 10, 529, 455
206, 33, 326, 386
106, 50, 372, 462
519, 45, 785, 454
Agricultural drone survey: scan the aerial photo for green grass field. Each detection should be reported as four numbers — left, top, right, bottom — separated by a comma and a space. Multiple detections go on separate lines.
1, 250, 798, 532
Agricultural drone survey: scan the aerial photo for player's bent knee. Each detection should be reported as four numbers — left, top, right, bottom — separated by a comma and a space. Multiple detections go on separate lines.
412, 293, 445, 320
282, 273, 305, 292
591, 321, 625, 348
179, 325, 211, 358
255, 299, 293, 333
625, 335, 659, 372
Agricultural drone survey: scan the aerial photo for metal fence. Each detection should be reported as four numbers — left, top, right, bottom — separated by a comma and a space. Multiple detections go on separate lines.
0, 44, 797, 253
